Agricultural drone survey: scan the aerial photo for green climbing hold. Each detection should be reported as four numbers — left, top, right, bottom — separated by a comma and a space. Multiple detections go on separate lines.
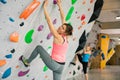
71, 0, 77, 5
26, 75, 29, 77
48, 46, 52, 49
25, 29, 34, 44
65, 6, 74, 21
43, 65, 48, 72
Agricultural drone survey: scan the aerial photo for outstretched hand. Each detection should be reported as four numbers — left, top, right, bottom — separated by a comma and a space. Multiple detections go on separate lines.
43, 0, 48, 8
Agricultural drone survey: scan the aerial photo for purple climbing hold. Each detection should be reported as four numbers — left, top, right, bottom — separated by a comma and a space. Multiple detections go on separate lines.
38, 25, 44, 31
47, 33, 53, 40
53, 19, 57, 25
18, 69, 30, 77
53, 0, 57, 4
40, 40, 43, 43
19, 55, 23, 60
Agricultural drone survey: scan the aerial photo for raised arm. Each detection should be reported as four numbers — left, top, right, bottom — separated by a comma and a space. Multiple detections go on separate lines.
43, 0, 60, 38
57, 0, 66, 24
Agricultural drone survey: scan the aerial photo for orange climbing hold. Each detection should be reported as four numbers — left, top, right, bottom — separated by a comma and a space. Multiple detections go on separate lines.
9, 32, 19, 42
0, 60, 6, 67
19, 0, 40, 20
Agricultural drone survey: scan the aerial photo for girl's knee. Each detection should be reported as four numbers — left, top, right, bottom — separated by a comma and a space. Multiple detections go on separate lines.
36, 45, 42, 49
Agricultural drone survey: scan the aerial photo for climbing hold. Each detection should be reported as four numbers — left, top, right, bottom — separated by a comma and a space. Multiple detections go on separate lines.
0, 60, 6, 67
90, 0, 94, 3
73, 37, 76, 41
53, 18, 57, 25
73, 70, 76, 75
47, 33, 53, 40
71, 0, 77, 5
38, 25, 44, 31
53, 0, 57, 4
19, 0, 40, 20
18, 69, 30, 77
45, 75, 48, 78
101, 35, 106, 38
40, 40, 43, 43
48, 46, 52, 49
5, 54, 12, 59
78, 26, 82, 30
26, 75, 29, 77
0, 0, 7, 4
77, 65, 80, 70
88, 8, 91, 11
20, 22, 24, 27
82, 0, 86, 4
81, 21, 86, 25
25, 29, 34, 44
65, 6, 74, 21
2, 67, 11, 79
43, 65, 48, 72
81, 14, 85, 21
9, 32, 19, 42
9, 17, 15, 22
10, 49, 15, 53
16, 65, 19, 68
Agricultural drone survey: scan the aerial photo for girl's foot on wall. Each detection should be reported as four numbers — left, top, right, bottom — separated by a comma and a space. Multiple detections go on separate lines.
21, 56, 30, 67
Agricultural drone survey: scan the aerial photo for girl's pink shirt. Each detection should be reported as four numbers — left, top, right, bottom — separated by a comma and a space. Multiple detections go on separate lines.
51, 36, 68, 62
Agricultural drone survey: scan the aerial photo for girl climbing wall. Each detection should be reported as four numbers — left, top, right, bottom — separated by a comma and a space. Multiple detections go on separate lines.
20, 0, 73, 80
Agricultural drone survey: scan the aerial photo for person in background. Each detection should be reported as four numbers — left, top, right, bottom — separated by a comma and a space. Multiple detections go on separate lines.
72, 45, 92, 80
20, 0, 73, 80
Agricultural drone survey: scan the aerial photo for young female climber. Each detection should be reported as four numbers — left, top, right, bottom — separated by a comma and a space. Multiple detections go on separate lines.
21, 0, 73, 80
72, 45, 92, 80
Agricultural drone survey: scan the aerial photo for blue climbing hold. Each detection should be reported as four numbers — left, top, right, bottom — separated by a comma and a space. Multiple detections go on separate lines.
101, 35, 106, 38
5, 54, 12, 59
0, 0, 7, 4
2, 67, 11, 79
9, 17, 15, 22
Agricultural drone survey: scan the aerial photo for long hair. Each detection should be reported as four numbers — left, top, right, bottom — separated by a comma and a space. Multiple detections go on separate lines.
63, 23, 73, 36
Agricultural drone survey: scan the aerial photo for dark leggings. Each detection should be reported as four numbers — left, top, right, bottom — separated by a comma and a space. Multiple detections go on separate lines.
77, 54, 88, 74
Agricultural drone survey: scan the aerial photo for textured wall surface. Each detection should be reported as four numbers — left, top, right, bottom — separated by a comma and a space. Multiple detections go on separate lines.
0, 0, 96, 80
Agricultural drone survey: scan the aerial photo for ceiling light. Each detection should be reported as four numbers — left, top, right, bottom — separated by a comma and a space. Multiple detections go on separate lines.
116, 16, 120, 20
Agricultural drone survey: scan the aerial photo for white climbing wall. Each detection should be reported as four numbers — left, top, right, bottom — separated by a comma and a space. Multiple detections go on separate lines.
0, 0, 96, 80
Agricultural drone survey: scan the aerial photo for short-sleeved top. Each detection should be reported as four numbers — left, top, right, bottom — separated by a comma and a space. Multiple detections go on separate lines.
82, 54, 91, 62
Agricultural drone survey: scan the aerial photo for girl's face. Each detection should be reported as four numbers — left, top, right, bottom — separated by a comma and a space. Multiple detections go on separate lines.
57, 24, 67, 35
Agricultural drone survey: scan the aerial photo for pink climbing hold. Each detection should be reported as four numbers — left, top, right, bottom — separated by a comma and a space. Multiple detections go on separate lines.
18, 69, 30, 77
38, 25, 44, 31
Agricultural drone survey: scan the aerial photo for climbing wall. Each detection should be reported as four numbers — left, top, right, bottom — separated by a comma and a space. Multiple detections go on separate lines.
0, 0, 96, 80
